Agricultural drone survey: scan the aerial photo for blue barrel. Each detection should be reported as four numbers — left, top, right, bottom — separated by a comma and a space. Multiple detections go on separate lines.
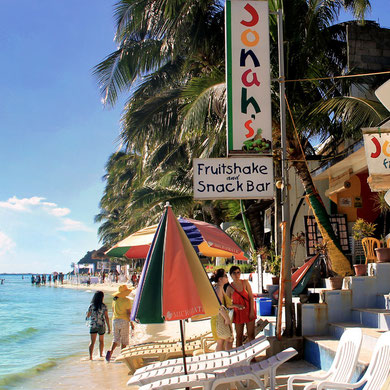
259, 298, 272, 316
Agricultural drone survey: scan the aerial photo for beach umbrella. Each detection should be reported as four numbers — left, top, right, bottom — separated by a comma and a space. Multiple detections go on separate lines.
105, 218, 247, 260
131, 205, 220, 373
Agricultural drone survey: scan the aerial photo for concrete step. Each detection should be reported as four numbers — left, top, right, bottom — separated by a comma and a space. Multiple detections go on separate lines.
376, 293, 390, 309
304, 335, 370, 382
351, 308, 390, 330
329, 322, 386, 350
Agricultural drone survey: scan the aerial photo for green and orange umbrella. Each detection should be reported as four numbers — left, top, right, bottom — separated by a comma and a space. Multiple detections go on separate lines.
131, 206, 220, 373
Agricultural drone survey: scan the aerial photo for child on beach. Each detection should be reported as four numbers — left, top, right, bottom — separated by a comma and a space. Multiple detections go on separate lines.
105, 285, 134, 362
86, 291, 110, 360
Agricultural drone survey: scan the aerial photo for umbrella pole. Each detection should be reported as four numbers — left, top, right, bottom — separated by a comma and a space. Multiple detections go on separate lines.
179, 320, 188, 375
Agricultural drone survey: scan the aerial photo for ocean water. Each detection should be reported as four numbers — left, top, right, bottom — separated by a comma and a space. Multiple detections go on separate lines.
0, 274, 111, 389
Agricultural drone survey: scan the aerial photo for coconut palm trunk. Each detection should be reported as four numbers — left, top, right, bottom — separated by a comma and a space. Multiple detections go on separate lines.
291, 149, 353, 276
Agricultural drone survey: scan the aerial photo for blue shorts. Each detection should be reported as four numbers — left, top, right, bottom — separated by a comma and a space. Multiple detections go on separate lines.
90, 325, 105, 335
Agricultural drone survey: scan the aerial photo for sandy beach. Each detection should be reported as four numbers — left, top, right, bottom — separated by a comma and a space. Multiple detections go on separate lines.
32, 281, 318, 390
26, 281, 212, 390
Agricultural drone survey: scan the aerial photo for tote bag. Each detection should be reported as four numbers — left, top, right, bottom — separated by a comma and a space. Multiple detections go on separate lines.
216, 306, 233, 340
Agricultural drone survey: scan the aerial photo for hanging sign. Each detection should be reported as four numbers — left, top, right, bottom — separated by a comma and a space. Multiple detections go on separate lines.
225, 0, 272, 155
363, 128, 390, 174
193, 157, 274, 199
363, 128, 390, 191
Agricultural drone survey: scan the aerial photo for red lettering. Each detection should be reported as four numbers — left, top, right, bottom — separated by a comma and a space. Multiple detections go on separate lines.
371, 137, 381, 158
241, 3, 259, 27
241, 69, 260, 87
244, 120, 255, 138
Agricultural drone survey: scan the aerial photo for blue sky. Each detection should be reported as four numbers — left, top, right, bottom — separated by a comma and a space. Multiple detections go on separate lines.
0, 1, 389, 274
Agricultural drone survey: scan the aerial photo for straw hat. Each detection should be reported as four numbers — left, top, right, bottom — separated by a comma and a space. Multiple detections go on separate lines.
113, 285, 133, 298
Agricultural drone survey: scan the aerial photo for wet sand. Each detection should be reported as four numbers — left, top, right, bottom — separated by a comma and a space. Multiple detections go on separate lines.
23, 282, 212, 389
29, 282, 320, 389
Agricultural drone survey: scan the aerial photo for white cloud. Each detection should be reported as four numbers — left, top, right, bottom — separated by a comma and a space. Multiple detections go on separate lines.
0, 196, 71, 218
58, 218, 93, 232
46, 207, 70, 217
0, 196, 45, 211
0, 231, 16, 256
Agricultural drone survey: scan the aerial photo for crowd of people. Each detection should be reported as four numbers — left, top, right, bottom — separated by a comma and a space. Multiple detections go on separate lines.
31, 272, 64, 285
84, 267, 260, 360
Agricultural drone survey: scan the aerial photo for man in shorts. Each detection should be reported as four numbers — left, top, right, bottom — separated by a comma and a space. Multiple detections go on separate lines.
105, 285, 134, 362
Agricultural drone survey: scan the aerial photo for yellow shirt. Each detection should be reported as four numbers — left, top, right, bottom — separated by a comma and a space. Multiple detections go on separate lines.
112, 297, 132, 321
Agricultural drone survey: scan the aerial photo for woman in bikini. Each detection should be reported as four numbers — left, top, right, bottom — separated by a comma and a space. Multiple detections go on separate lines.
226, 265, 256, 347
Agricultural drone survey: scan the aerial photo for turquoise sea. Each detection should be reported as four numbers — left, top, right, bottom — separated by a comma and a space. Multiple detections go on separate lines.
0, 274, 113, 389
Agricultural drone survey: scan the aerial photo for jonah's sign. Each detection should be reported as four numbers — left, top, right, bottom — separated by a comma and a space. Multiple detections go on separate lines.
193, 157, 273, 199
225, 0, 272, 154
363, 129, 390, 174
363, 128, 390, 191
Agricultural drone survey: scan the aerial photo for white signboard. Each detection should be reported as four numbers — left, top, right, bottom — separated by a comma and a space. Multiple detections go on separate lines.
193, 157, 274, 199
225, 0, 272, 154
363, 129, 390, 174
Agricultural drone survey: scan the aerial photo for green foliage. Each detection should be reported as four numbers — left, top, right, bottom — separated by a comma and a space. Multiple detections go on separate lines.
260, 244, 281, 277
352, 218, 377, 241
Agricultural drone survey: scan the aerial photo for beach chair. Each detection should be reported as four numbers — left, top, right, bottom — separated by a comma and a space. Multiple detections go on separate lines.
121, 331, 213, 354
287, 327, 363, 390
135, 347, 297, 390
132, 335, 267, 375
127, 337, 270, 386
117, 339, 210, 374
316, 331, 390, 390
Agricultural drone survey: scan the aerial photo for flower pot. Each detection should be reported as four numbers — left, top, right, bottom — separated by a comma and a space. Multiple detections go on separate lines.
353, 263, 367, 276
271, 276, 279, 285
375, 248, 390, 263
328, 276, 343, 290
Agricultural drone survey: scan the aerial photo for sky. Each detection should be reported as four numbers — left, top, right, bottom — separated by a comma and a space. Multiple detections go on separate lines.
0, 1, 389, 274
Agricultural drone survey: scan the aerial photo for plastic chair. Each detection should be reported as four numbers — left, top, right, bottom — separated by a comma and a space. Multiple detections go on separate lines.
362, 237, 381, 264
136, 347, 297, 390
131, 335, 266, 376
317, 331, 390, 390
128, 337, 270, 386
287, 327, 363, 390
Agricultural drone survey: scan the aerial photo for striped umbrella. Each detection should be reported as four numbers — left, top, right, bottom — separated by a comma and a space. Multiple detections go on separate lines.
105, 218, 247, 260
131, 206, 220, 373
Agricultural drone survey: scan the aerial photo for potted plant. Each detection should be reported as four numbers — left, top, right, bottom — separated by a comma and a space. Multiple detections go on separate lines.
262, 244, 281, 284
352, 219, 377, 275
375, 236, 390, 262
315, 241, 343, 290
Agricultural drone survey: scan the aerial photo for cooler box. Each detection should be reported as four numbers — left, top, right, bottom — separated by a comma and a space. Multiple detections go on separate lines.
257, 298, 272, 316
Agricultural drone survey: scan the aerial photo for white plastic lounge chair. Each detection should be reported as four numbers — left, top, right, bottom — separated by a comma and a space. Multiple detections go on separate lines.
316, 331, 390, 390
128, 337, 270, 386
135, 347, 297, 390
287, 327, 363, 390
133, 335, 266, 375
117, 339, 210, 374
121, 331, 213, 354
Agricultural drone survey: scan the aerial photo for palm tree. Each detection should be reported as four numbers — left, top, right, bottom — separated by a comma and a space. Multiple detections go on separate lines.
94, 0, 374, 274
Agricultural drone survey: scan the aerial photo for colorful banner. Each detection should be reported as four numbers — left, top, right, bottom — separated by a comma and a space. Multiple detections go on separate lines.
225, 0, 272, 154
363, 129, 390, 174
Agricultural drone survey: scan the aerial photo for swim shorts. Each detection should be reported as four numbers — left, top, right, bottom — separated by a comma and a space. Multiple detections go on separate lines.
112, 318, 130, 345
90, 325, 106, 335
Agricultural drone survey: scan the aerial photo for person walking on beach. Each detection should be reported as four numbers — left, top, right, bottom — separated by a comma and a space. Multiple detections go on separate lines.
86, 291, 110, 360
105, 285, 133, 362
226, 266, 256, 347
